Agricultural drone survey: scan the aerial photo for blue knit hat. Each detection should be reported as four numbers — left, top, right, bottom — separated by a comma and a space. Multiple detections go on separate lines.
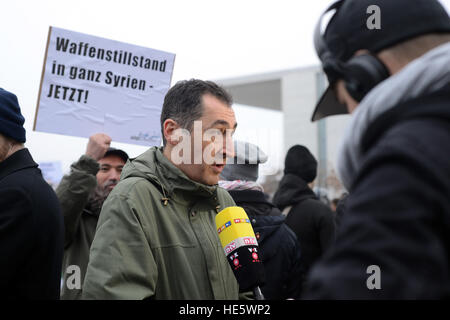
0, 88, 26, 142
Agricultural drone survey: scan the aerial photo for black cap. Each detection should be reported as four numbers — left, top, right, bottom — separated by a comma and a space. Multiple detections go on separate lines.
311, 0, 450, 121
311, 86, 348, 121
103, 148, 129, 163
284, 145, 317, 183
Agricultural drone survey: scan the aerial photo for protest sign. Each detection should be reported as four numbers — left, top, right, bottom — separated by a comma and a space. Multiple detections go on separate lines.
38, 161, 63, 189
34, 26, 175, 146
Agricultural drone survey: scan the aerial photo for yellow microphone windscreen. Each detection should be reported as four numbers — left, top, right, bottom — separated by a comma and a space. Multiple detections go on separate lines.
215, 206, 257, 255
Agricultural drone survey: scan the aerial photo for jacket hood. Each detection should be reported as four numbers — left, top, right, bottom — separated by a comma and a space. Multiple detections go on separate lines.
228, 190, 285, 238
228, 189, 288, 260
228, 189, 285, 235
121, 147, 218, 204
272, 173, 316, 210
253, 215, 286, 243
254, 214, 287, 262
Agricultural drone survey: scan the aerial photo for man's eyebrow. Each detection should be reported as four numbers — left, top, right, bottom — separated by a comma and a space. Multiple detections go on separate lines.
207, 120, 238, 130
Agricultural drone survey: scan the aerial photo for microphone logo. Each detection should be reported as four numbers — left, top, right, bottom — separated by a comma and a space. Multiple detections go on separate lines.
249, 248, 260, 262
230, 252, 241, 269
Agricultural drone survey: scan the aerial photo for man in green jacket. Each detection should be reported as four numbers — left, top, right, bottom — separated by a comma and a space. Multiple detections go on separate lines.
57, 133, 128, 299
82, 79, 240, 299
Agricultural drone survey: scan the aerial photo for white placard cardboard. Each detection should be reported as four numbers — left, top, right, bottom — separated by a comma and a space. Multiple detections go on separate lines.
34, 26, 175, 146
38, 161, 63, 189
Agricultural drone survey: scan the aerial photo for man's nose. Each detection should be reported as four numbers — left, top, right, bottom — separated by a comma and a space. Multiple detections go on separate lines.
224, 135, 235, 159
110, 169, 121, 181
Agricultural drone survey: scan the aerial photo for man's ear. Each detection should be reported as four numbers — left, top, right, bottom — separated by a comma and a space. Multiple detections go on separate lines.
377, 49, 405, 75
163, 119, 181, 146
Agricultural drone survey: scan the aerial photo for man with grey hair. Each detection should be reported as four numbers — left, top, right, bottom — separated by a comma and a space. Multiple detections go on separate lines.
83, 79, 240, 299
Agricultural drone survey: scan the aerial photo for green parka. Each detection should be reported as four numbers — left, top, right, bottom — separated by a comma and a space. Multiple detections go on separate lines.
56, 155, 100, 300
82, 147, 239, 299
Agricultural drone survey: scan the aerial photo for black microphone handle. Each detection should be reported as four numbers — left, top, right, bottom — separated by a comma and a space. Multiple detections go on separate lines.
253, 286, 265, 300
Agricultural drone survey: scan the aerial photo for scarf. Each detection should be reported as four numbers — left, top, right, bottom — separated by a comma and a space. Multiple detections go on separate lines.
218, 180, 264, 192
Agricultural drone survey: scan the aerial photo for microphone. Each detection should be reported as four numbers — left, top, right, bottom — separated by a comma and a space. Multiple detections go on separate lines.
215, 206, 266, 299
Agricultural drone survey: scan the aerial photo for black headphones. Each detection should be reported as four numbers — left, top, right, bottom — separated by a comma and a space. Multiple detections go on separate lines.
314, 0, 390, 102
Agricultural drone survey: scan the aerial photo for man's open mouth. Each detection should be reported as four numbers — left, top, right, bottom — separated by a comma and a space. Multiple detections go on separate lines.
212, 163, 225, 173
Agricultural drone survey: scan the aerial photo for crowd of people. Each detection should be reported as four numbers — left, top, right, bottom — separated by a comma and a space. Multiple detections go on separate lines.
1, 0, 449, 300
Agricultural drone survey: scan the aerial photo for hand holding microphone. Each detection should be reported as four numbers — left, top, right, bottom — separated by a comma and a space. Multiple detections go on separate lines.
215, 206, 266, 299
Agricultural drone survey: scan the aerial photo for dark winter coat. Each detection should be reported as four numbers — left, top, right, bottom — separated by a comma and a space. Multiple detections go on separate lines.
273, 174, 336, 278
335, 194, 348, 230
229, 189, 303, 299
0, 148, 64, 299
304, 84, 450, 299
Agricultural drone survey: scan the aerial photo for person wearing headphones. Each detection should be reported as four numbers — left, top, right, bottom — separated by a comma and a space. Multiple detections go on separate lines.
304, 0, 450, 299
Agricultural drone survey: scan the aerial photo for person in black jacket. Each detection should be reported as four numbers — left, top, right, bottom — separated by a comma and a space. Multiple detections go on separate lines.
0, 88, 64, 299
220, 140, 303, 299
273, 145, 335, 284
334, 193, 348, 231
304, 0, 450, 299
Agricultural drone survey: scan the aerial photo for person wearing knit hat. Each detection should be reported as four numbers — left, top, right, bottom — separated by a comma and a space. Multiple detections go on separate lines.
219, 141, 304, 299
0, 88, 64, 299
0, 88, 26, 144
283, 145, 318, 184
219, 140, 268, 190
273, 145, 335, 286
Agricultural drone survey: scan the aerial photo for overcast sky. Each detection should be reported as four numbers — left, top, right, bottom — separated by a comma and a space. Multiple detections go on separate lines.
1, 0, 449, 176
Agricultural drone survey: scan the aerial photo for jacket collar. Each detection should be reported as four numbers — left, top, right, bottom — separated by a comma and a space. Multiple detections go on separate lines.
155, 148, 217, 196
228, 189, 271, 205
361, 84, 450, 154
121, 147, 218, 206
0, 148, 38, 181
